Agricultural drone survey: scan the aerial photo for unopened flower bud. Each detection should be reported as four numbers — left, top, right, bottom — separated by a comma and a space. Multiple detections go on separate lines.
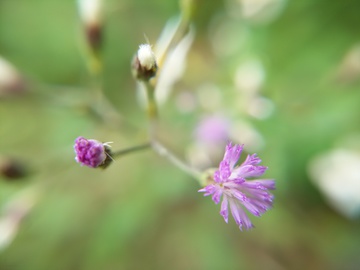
0, 57, 26, 98
77, 0, 103, 52
0, 188, 38, 250
132, 44, 158, 81
0, 157, 27, 180
74, 137, 113, 169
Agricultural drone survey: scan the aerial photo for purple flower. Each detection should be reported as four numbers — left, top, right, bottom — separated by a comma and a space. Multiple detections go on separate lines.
74, 136, 109, 168
194, 115, 230, 144
199, 142, 275, 230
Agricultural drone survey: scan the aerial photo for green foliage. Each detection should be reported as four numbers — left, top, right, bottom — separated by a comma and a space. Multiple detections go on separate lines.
1, 0, 360, 269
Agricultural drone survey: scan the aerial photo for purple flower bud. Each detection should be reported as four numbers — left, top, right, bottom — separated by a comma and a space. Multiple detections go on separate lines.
74, 137, 111, 168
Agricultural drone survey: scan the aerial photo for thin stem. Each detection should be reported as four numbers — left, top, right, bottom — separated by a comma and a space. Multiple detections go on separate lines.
143, 81, 158, 120
112, 143, 152, 159
151, 140, 201, 181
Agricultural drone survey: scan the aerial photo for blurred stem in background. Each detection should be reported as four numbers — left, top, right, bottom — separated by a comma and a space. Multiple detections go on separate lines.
78, 0, 125, 126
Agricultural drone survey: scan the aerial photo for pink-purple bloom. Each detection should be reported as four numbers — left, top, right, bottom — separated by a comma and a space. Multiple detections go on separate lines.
199, 142, 275, 230
74, 136, 108, 168
194, 115, 230, 144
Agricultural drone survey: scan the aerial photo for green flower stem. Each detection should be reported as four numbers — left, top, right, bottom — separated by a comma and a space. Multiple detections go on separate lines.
143, 81, 158, 120
151, 140, 202, 182
112, 143, 152, 159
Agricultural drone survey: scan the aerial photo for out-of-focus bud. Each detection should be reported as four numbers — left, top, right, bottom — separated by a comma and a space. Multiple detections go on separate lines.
132, 44, 158, 81
77, 0, 103, 74
336, 44, 360, 83
0, 57, 26, 98
226, 0, 286, 24
77, 0, 103, 51
0, 188, 38, 251
0, 157, 27, 180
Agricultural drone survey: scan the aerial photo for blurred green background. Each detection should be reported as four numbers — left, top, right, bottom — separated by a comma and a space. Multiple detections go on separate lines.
1, 0, 360, 269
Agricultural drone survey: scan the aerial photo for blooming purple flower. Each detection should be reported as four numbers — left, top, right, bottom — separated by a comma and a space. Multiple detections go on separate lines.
74, 136, 109, 168
199, 142, 275, 230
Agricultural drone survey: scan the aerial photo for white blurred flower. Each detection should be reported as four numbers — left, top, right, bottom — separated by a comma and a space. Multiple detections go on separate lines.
0, 57, 25, 97
234, 59, 274, 119
234, 59, 265, 95
209, 19, 249, 57
308, 149, 360, 218
175, 91, 197, 113
197, 83, 223, 111
77, 0, 102, 26
247, 96, 274, 119
336, 44, 360, 83
225, 0, 286, 23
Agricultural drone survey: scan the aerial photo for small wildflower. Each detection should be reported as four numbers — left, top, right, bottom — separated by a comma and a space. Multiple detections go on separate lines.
74, 137, 112, 169
132, 44, 158, 81
199, 142, 275, 230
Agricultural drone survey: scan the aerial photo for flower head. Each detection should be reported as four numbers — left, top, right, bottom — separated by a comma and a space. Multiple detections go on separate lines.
138, 44, 157, 70
77, 0, 103, 51
74, 136, 112, 168
199, 142, 275, 230
132, 44, 158, 81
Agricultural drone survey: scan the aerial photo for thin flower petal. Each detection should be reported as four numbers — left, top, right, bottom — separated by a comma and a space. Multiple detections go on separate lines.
223, 143, 243, 168
229, 199, 253, 230
211, 188, 223, 204
233, 165, 267, 178
240, 179, 276, 190
219, 160, 231, 181
220, 196, 229, 223
213, 170, 221, 183
241, 154, 262, 166
198, 185, 216, 196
